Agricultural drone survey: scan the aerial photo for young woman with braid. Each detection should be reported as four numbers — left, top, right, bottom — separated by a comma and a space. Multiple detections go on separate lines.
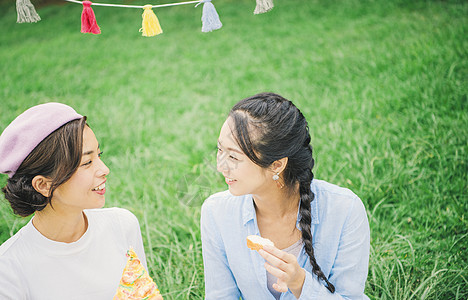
201, 93, 370, 299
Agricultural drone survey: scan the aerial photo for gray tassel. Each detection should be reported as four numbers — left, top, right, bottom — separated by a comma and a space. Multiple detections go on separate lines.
16, 0, 41, 23
196, 0, 222, 33
254, 0, 274, 15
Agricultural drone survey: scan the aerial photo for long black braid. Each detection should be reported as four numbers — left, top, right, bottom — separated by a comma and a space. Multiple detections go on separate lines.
298, 155, 335, 293
230, 92, 336, 293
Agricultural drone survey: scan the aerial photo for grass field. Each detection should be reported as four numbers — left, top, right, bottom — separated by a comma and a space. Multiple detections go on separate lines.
0, 0, 467, 298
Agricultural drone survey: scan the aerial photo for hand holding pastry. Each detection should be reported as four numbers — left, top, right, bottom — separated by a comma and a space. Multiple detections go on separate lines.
258, 244, 306, 299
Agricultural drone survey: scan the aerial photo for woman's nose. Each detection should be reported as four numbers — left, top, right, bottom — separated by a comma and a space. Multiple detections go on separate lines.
97, 158, 110, 177
216, 155, 230, 174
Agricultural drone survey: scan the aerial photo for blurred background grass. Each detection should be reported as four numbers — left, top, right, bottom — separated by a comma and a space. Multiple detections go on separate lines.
0, 0, 467, 298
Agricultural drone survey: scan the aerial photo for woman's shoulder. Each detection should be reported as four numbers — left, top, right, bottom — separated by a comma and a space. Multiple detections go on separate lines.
312, 179, 367, 226
0, 224, 28, 257
312, 179, 360, 203
312, 179, 364, 213
312, 179, 358, 198
0, 252, 24, 298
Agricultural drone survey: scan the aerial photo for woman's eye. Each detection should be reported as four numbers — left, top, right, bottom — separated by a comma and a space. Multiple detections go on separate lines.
217, 147, 222, 153
82, 160, 92, 166
229, 155, 238, 161
98, 151, 103, 158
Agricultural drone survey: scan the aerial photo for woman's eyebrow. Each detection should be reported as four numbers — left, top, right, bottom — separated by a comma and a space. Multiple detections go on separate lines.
218, 140, 243, 155
82, 150, 94, 156
82, 144, 100, 156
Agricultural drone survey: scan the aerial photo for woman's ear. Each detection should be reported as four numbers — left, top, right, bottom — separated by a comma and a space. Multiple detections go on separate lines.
32, 176, 52, 198
271, 157, 288, 174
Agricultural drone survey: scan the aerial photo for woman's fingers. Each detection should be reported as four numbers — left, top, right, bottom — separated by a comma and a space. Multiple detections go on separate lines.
273, 281, 288, 293
263, 244, 297, 264
264, 263, 289, 292
264, 261, 286, 279
259, 245, 306, 296
258, 249, 289, 271
259, 248, 296, 275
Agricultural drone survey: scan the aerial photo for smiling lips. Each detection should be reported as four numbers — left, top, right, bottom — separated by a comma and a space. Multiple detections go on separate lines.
92, 181, 106, 195
225, 177, 236, 185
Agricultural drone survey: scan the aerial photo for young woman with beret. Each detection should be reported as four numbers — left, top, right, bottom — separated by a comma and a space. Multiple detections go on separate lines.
0, 103, 156, 299
201, 93, 370, 299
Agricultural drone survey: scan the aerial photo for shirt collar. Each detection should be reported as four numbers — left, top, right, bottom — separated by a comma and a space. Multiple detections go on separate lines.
242, 195, 256, 226
297, 195, 320, 226
242, 193, 320, 227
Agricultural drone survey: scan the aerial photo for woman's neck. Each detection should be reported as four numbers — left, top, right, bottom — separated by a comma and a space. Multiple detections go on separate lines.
252, 185, 300, 220
253, 185, 302, 248
32, 206, 88, 243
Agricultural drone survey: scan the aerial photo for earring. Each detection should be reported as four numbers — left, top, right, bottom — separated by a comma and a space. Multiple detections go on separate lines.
273, 172, 284, 189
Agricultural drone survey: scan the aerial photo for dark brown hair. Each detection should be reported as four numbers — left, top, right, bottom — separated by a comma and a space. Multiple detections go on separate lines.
2, 117, 87, 217
229, 93, 336, 293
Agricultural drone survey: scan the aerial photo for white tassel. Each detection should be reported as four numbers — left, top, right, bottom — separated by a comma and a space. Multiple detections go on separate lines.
254, 0, 274, 15
201, 0, 222, 32
196, 0, 222, 33
16, 0, 41, 23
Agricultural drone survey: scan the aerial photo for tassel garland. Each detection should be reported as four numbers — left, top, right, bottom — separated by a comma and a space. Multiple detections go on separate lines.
140, 5, 163, 37
196, 0, 222, 33
14, 0, 274, 35
81, 1, 101, 34
16, 0, 41, 23
254, 0, 274, 14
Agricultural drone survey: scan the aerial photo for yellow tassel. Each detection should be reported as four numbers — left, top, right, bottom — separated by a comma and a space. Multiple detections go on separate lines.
140, 5, 162, 37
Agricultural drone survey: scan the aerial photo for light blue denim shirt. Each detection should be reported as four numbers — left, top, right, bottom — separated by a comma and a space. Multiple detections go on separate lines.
201, 179, 370, 300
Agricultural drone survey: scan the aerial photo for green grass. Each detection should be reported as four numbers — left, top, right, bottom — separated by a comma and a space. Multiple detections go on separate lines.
0, 0, 467, 298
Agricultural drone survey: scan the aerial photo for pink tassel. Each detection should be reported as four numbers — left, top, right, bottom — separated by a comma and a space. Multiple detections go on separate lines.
81, 1, 101, 34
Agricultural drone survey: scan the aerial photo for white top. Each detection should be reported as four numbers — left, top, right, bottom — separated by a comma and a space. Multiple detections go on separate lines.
0, 207, 147, 300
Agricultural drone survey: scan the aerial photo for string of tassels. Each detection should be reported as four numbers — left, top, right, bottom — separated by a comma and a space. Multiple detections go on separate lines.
16, 0, 273, 36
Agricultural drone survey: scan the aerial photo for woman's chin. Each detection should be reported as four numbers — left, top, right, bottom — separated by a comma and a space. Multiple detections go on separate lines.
228, 186, 245, 197
90, 197, 106, 209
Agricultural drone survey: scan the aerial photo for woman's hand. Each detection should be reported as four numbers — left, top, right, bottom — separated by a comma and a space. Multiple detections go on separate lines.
258, 244, 306, 299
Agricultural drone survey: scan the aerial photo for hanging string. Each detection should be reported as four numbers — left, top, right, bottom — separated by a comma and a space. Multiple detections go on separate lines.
64, 0, 202, 9
64, 0, 222, 36
16, 0, 273, 34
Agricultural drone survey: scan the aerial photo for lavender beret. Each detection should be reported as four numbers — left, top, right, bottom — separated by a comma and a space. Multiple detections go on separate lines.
0, 103, 83, 178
